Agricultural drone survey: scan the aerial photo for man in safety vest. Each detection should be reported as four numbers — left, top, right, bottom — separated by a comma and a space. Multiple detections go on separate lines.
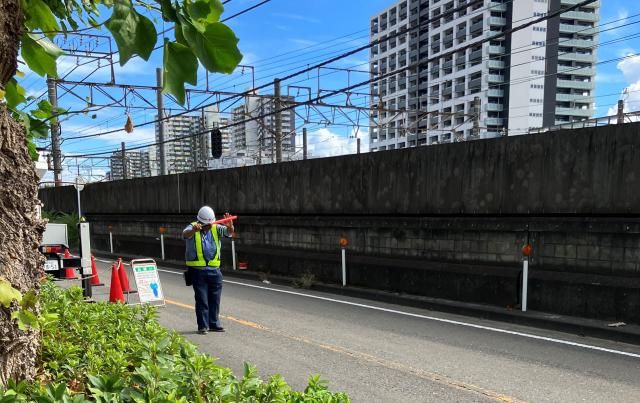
183, 206, 235, 334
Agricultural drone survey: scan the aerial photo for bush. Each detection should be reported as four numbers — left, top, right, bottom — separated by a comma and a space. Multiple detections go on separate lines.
0, 282, 350, 402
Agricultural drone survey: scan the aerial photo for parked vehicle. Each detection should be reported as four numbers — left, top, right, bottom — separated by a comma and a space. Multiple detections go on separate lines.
39, 223, 81, 279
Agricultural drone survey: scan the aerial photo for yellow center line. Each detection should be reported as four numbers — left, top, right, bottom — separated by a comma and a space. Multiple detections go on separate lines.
164, 298, 526, 403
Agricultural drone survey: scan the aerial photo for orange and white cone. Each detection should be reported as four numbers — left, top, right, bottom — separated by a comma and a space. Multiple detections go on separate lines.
109, 262, 125, 303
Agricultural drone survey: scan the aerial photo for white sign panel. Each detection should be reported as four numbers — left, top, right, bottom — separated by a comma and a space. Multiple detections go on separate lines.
131, 260, 164, 304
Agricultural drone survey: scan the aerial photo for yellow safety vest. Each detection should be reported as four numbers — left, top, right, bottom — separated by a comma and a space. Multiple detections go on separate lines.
186, 222, 221, 267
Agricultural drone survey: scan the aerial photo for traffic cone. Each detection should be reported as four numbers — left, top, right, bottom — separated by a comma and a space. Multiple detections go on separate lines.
109, 263, 125, 303
118, 259, 131, 293
62, 249, 77, 279
90, 255, 104, 286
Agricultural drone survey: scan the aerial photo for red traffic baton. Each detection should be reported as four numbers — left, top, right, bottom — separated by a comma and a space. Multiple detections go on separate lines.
211, 215, 238, 225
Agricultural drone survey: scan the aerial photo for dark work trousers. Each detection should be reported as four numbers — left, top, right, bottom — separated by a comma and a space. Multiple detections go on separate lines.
191, 268, 223, 330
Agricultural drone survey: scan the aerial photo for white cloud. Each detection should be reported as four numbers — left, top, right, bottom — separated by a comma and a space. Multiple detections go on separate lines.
616, 54, 640, 84
605, 54, 640, 120
301, 127, 369, 158
607, 81, 640, 121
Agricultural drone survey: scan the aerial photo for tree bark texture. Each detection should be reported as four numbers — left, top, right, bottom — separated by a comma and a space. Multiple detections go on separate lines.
0, 0, 45, 386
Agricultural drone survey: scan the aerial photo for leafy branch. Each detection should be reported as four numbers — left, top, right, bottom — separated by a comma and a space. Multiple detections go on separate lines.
2, 0, 242, 159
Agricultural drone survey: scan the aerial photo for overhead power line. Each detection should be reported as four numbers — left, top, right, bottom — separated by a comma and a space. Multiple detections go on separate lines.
65, 0, 600, 149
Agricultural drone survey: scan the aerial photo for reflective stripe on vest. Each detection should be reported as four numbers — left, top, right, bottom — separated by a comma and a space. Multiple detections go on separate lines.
186, 222, 220, 267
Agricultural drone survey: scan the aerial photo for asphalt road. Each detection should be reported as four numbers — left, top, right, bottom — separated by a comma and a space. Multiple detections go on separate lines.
91, 259, 640, 402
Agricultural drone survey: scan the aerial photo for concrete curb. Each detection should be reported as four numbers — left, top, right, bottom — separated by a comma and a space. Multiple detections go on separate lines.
93, 250, 640, 346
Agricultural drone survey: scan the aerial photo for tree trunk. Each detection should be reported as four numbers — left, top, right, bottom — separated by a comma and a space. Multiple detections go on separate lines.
0, 0, 45, 386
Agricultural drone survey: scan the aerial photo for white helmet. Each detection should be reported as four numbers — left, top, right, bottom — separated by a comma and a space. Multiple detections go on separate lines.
197, 206, 216, 224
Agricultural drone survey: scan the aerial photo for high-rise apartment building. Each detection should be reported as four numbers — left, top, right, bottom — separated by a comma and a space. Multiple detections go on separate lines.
150, 106, 230, 174
109, 150, 151, 180
369, 0, 599, 151
230, 93, 297, 162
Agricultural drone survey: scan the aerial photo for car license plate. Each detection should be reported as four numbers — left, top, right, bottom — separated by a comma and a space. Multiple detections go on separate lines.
44, 260, 59, 272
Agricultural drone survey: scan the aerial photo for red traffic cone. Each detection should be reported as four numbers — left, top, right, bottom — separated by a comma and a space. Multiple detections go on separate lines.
62, 249, 77, 279
90, 256, 104, 286
118, 259, 131, 293
109, 262, 125, 303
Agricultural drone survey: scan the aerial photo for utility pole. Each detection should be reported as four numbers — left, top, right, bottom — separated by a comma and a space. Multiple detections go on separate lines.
156, 68, 167, 175
472, 96, 481, 138
47, 77, 63, 186
617, 100, 625, 124
121, 142, 127, 180
303, 127, 308, 160
274, 78, 282, 163
195, 108, 205, 171
357, 138, 361, 154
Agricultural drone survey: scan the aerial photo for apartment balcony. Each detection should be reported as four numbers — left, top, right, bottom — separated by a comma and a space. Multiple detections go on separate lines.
558, 52, 594, 63
470, 21, 483, 34
556, 93, 594, 103
487, 88, 504, 97
488, 1, 508, 12
486, 59, 505, 69
488, 17, 506, 26
557, 65, 595, 76
486, 29, 504, 39
468, 78, 482, 91
442, 87, 453, 97
561, 0, 600, 7
559, 24, 597, 35
456, 30, 466, 40
455, 84, 466, 94
562, 38, 595, 49
485, 103, 504, 112
562, 11, 599, 22
556, 107, 592, 117
469, 49, 483, 63
487, 74, 505, 83
488, 45, 505, 55
557, 79, 595, 90
485, 117, 504, 126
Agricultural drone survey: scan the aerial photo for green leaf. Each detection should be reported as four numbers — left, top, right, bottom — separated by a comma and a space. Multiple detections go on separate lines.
105, 0, 157, 65
187, 0, 223, 30
160, 0, 179, 23
182, 21, 242, 74
21, 34, 62, 77
26, 139, 39, 161
5, 79, 26, 109
25, 0, 60, 36
11, 309, 39, 331
163, 41, 197, 105
30, 100, 54, 119
29, 117, 50, 139
21, 291, 38, 310
0, 278, 22, 308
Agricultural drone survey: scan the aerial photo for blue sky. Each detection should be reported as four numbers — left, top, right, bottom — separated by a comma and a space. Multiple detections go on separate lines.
22, 0, 640, 180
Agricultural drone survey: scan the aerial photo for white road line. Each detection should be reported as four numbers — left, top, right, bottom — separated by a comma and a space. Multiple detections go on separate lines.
146, 266, 640, 359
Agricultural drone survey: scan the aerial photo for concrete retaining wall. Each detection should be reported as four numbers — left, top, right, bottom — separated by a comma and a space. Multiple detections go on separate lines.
40, 123, 640, 323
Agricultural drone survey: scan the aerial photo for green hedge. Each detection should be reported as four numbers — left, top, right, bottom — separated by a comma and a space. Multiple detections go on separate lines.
0, 282, 349, 402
